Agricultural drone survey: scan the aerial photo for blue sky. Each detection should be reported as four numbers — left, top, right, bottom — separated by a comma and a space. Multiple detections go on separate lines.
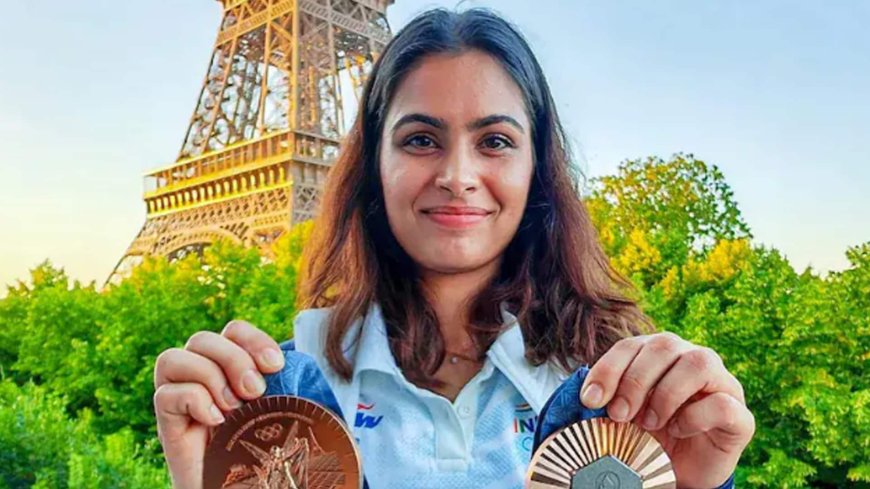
1, 0, 867, 291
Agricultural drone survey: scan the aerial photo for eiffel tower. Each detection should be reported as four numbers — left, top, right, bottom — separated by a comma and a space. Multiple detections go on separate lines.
108, 0, 394, 284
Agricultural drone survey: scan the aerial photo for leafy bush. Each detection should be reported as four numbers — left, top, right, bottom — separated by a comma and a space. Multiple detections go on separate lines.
0, 380, 167, 488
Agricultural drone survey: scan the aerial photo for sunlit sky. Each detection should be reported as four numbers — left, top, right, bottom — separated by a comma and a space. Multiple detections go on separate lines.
1, 1, 868, 291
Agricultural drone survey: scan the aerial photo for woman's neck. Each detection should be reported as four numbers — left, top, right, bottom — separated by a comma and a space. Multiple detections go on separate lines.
420, 258, 500, 353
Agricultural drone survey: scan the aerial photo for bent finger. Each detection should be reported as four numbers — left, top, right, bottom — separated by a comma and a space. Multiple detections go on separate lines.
184, 330, 266, 400
154, 382, 225, 443
667, 392, 755, 448
154, 347, 243, 411
609, 332, 689, 422
642, 347, 737, 431
221, 320, 284, 373
581, 336, 647, 409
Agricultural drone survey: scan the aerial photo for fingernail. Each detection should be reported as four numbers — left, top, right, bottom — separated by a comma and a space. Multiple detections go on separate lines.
242, 369, 266, 396
581, 382, 603, 406
223, 386, 242, 408
210, 404, 225, 423
668, 421, 681, 437
642, 409, 658, 430
260, 349, 284, 369
609, 396, 629, 421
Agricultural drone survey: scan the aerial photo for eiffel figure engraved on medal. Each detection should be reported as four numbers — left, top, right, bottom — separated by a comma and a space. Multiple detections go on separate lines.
220, 420, 345, 489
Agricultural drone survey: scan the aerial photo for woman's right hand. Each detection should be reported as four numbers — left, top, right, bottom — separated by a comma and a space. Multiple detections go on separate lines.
153, 320, 286, 489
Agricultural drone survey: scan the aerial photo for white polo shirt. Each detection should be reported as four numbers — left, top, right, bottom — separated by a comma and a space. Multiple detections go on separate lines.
292, 302, 571, 489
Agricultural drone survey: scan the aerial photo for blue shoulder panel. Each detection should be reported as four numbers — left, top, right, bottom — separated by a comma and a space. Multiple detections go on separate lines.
532, 365, 607, 452
262, 338, 344, 419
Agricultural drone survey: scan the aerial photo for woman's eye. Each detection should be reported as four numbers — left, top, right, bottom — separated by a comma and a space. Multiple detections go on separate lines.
481, 135, 514, 150
404, 134, 437, 149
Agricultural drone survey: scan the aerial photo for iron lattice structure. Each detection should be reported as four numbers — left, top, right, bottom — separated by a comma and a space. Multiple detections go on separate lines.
109, 0, 394, 284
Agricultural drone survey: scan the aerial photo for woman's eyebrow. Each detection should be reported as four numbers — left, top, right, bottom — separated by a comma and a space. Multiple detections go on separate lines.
391, 113, 524, 134
391, 113, 446, 133
466, 114, 524, 132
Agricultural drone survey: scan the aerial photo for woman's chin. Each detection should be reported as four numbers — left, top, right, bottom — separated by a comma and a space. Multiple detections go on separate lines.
417, 254, 498, 276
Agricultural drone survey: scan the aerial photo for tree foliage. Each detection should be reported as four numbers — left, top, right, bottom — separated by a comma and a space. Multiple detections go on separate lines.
0, 159, 866, 487
587, 153, 751, 288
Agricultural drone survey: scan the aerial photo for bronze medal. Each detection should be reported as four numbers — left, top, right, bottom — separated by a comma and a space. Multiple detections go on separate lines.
204, 395, 362, 489
525, 417, 676, 489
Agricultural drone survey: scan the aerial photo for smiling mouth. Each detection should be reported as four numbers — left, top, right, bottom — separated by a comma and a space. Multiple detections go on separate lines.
421, 206, 494, 228
422, 206, 492, 215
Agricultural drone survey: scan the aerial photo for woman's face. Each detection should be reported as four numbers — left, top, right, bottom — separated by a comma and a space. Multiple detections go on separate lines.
379, 50, 534, 275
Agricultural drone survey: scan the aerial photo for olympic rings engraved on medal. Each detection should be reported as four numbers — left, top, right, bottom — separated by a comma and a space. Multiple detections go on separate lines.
254, 422, 284, 442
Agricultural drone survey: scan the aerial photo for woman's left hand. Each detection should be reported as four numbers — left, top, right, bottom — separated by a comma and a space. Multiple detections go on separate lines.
579, 332, 755, 489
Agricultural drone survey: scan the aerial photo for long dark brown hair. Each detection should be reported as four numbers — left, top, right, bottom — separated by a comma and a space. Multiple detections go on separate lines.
300, 8, 650, 386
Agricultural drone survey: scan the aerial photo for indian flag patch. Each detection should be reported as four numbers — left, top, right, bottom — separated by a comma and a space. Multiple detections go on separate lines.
513, 402, 537, 433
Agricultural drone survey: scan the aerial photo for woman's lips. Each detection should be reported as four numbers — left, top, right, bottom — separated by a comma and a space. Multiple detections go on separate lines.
421, 206, 493, 229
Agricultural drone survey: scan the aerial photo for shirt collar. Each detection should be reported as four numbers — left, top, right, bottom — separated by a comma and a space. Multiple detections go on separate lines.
292, 305, 369, 371
294, 301, 567, 412
352, 302, 400, 377
353, 302, 566, 410
351, 302, 520, 378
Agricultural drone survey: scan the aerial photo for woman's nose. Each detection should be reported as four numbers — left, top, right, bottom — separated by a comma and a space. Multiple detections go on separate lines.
435, 146, 479, 197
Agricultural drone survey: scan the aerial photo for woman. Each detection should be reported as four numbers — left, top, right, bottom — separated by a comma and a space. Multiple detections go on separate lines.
153, 8, 754, 489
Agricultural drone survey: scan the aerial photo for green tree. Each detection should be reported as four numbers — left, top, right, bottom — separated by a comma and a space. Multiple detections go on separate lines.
587, 153, 751, 288
775, 244, 869, 485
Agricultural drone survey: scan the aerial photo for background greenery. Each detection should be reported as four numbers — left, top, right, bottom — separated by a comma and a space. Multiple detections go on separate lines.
1, 154, 866, 488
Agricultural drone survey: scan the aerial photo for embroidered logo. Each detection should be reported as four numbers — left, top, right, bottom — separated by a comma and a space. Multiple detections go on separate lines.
354, 402, 384, 429
513, 402, 537, 434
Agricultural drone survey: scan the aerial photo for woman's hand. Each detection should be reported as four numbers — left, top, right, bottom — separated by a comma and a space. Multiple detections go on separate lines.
580, 332, 755, 489
153, 320, 285, 489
